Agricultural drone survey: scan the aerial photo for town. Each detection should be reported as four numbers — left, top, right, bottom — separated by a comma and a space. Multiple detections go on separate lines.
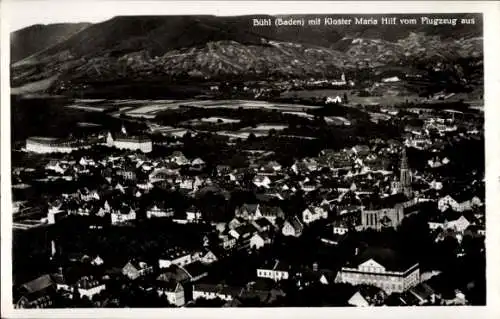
11, 83, 485, 307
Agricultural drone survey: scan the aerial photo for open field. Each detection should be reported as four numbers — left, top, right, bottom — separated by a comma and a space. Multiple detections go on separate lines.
282, 89, 421, 106
10, 76, 58, 95
181, 99, 322, 111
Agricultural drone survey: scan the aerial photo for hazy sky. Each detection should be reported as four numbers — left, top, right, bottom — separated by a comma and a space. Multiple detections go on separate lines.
5, 0, 286, 32
6, 1, 113, 32
4, 0, 489, 32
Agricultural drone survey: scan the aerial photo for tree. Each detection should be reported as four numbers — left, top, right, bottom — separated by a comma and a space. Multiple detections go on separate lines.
343, 92, 349, 104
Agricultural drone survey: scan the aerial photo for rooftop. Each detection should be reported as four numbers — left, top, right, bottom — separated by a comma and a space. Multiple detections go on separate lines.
349, 247, 418, 272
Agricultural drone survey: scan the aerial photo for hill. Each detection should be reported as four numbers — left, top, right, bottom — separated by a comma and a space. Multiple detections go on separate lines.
10, 23, 90, 63
10, 14, 483, 96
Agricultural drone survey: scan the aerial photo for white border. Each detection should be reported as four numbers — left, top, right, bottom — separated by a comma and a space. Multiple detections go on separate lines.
1, 1, 500, 318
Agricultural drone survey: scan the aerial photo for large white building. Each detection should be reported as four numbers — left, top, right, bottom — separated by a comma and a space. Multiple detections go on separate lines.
26, 137, 80, 154
107, 132, 152, 153
335, 247, 420, 294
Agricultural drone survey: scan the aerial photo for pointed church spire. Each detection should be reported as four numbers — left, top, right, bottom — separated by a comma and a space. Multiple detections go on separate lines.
400, 147, 408, 169
399, 147, 412, 198
121, 123, 127, 135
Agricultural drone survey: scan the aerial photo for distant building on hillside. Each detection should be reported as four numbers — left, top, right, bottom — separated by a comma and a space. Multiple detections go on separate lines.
26, 137, 86, 154
106, 126, 152, 153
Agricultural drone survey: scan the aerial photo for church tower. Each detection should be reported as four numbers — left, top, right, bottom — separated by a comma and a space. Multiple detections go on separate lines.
106, 131, 114, 147
121, 123, 128, 135
399, 147, 412, 198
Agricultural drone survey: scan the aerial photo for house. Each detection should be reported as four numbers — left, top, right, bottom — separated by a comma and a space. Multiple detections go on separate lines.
219, 233, 237, 250
111, 207, 136, 225
170, 151, 190, 166
249, 231, 272, 250
15, 274, 56, 308
302, 206, 328, 224
257, 260, 292, 282
253, 175, 272, 188
122, 260, 154, 280
191, 158, 206, 167
335, 247, 420, 294
297, 265, 336, 287
79, 188, 100, 202
282, 216, 304, 237
159, 249, 201, 268
146, 204, 174, 219
199, 250, 218, 265
438, 194, 482, 212
47, 204, 66, 224
91, 255, 104, 266
193, 283, 242, 301
156, 280, 185, 307
156, 265, 191, 285
186, 206, 202, 223
235, 203, 262, 220
333, 220, 350, 235
251, 217, 275, 232
348, 286, 387, 307
259, 205, 284, 224
238, 281, 286, 304
408, 282, 439, 305
228, 217, 246, 230
229, 224, 259, 249
75, 276, 106, 299
428, 215, 471, 233
216, 165, 232, 176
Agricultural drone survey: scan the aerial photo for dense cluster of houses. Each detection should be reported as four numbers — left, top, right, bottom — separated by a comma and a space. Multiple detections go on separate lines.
12, 108, 485, 308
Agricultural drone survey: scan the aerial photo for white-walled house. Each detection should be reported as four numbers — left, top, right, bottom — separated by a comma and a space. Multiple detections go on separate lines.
159, 250, 201, 269
157, 281, 185, 307
428, 215, 471, 233
76, 277, 106, 299
146, 205, 174, 219
111, 208, 136, 225
282, 216, 304, 237
302, 206, 328, 224
333, 222, 350, 235
438, 195, 482, 212
249, 232, 272, 250
47, 205, 66, 224
257, 260, 291, 282
193, 284, 240, 302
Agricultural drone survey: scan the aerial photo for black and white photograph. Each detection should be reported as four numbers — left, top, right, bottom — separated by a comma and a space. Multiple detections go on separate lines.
1, 1, 498, 316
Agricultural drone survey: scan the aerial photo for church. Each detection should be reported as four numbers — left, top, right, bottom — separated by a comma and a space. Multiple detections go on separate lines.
360, 148, 418, 230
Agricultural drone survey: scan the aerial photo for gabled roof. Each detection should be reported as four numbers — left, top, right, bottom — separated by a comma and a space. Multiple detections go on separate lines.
156, 265, 190, 283
259, 205, 284, 217
234, 223, 259, 237
286, 216, 304, 233
20, 274, 54, 294
241, 203, 260, 214
351, 247, 417, 272
410, 283, 436, 301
